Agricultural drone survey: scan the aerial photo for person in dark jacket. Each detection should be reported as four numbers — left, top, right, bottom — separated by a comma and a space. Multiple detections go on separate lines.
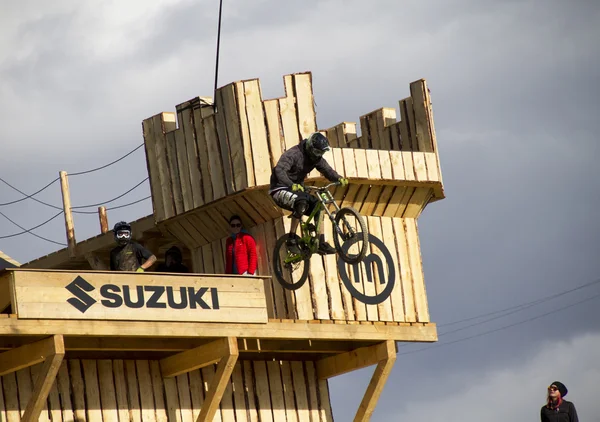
109, 221, 157, 272
156, 246, 189, 273
541, 381, 578, 422
269, 132, 348, 255
225, 215, 257, 275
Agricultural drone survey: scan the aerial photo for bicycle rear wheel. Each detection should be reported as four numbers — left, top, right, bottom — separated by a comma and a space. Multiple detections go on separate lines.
272, 233, 311, 291
332, 207, 369, 264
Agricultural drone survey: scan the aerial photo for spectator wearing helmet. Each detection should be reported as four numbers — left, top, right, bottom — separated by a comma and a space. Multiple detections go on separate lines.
225, 215, 257, 275
541, 381, 579, 422
109, 221, 157, 272
269, 132, 348, 255
156, 246, 189, 273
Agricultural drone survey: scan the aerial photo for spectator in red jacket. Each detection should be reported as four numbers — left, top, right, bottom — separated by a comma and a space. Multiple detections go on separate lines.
225, 215, 257, 275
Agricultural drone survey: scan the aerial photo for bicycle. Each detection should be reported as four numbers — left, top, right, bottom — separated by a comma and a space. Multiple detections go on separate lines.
272, 181, 369, 291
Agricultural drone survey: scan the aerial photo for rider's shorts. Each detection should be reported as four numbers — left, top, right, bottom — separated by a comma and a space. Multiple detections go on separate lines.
270, 189, 318, 217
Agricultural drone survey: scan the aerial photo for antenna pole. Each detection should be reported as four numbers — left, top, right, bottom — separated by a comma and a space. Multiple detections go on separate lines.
213, 0, 224, 110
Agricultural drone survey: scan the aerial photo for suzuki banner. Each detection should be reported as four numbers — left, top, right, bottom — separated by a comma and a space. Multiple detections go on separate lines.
5, 269, 268, 324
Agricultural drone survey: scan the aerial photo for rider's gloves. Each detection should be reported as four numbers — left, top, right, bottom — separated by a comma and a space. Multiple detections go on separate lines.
136, 267, 145, 273
291, 184, 304, 192
338, 178, 349, 187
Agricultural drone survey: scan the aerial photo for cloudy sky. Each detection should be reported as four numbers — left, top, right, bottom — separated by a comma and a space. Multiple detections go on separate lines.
1, 0, 599, 420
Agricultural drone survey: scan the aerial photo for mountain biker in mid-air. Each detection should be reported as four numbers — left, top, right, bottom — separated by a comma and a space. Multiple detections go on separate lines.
269, 132, 348, 255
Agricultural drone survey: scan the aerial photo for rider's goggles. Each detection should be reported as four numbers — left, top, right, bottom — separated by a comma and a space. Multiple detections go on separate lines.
116, 230, 131, 239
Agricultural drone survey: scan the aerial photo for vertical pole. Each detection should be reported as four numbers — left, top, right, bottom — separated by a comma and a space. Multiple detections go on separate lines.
98, 206, 109, 234
59, 171, 76, 257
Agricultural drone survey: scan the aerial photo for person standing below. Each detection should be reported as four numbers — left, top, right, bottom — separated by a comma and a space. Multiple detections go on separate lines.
156, 246, 189, 273
109, 221, 157, 272
541, 381, 579, 422
225, 215, 257, 275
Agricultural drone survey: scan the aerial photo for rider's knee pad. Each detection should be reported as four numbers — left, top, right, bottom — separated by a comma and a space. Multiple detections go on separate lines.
293, 199, 308, 219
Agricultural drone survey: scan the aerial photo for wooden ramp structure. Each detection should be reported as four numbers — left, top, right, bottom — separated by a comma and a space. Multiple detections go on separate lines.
2, 71, 445, 421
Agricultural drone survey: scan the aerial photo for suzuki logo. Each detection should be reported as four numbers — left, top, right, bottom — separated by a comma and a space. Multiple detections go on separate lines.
66, 276, 97, 313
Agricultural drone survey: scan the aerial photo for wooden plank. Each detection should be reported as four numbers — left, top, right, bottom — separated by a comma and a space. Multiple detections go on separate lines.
68, 360, 87, 422
2, 372, 20, 422
214, 89, 236, 196
203, 114, 227, 200
149, 361, 169, 422
143, 117, 166, 221
248, 225, 276, 318
163, 376, 183, 422
113, 360, 133, 422
160, 338, 237, 378
97, 360, 119, 422
235, 81, 256, 186
165, 130, 184, 215
309, 250, 329, 320
279, 96, 300, 151
344, 122, 358, 147
179, 101, 204, 208
293, 73, 317, 139
0, 375, 7, 422
410, 79, 434, 152
57, 361, 75, 422
81, 360, 103, 422
380, 217, 405, 322
353, 341, 396, 422
392, 219, 416, 322
367, 217, 393, 322
318, 377, 334, 422
358, 218, 378, 322
317, 341, 393, 379
264, 99, 285, 168
322, 218, 346, 320
220, 84, 248, 191
244, 79, 272, 186
254, 361, 274, 422
125, 360, 143, 422
193, 108, 213, 203
187, 369, 204, 421
412, 152, 428, 181
304, 362, 321, 421
425, 152, 439, 182
231, 364, 247, 422
176, 374, 194, 422
398, 151, 413, 181
401, 188, 432, 218
405, 219, 430, 322
242, 361, 259, 422
399, 98, 417, 151
291, 361, 310, 422
361, 150, 383, 215
263, 220, 287, 319
15, 367, 32, 418
279, 361, 299, 422
220, 371, 235, 422
137, 360, 158, 422
174, 128, 193, 212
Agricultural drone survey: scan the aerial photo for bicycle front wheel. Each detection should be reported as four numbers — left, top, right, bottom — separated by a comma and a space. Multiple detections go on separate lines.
332, 207, 369, 264
272, 233, 311, 291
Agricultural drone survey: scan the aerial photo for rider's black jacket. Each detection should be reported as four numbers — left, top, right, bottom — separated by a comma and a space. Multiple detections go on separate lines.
269, 139, 341, 192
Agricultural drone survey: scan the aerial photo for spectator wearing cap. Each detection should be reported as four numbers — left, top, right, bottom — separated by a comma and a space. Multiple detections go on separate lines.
225, 215, 257, 276
541, 381, 579, 422
156, 246, 189, 273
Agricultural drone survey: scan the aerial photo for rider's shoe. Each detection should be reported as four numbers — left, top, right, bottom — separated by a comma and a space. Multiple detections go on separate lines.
317, 234, 336, 255
286, 237, 302, 254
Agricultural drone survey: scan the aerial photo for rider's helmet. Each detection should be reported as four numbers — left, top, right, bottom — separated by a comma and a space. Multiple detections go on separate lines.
113, 221, 132, 246
305, 132, 331, 161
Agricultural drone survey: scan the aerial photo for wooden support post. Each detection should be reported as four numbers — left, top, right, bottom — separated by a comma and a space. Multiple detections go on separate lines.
159, 337, 237, 378
159, 337, 238, 422
98, 206, 109, 234
316, 340, 396, 422
59, 171, 76, 257
0, 335, 65, 422
197, 348, 238, 422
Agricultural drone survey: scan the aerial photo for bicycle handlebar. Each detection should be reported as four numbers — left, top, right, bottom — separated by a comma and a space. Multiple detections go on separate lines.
304, 181, 340, 192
